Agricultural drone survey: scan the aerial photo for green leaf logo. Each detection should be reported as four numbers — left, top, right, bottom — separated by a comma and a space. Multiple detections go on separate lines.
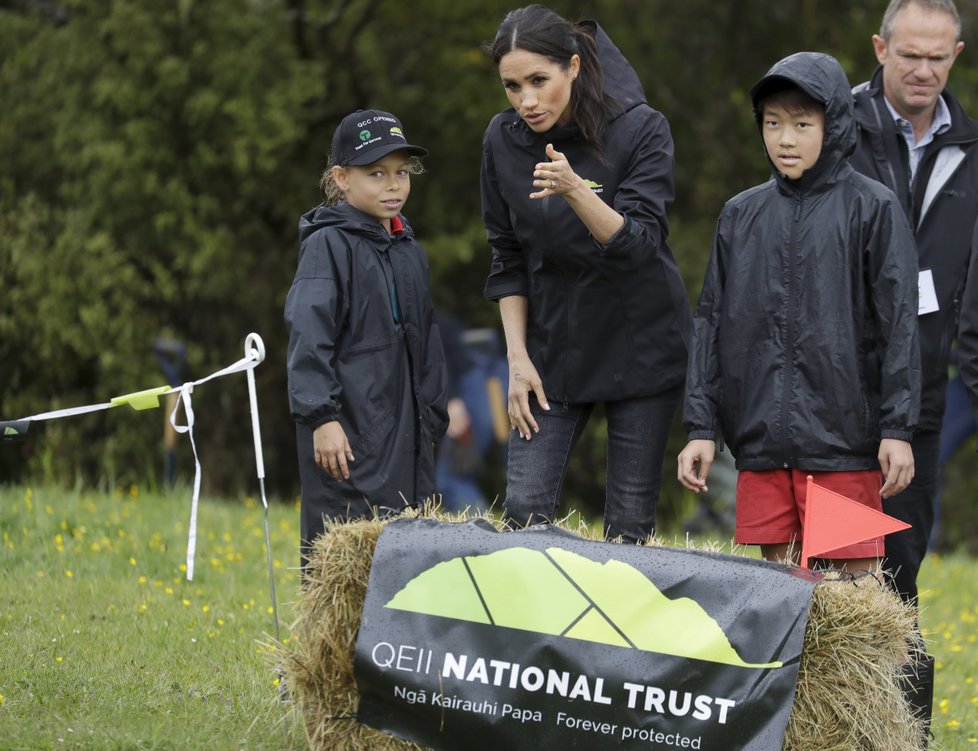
385, 546, 781, 669
3, 426, 19, 437
359, 129, 372, 142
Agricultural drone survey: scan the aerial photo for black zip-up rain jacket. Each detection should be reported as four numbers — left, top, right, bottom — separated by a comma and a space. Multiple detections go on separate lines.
285, 202, 449, 547
957, 223, 978, 424
851, 69, 978, 433
481, 23, 691, 403
684, 52, 920, 471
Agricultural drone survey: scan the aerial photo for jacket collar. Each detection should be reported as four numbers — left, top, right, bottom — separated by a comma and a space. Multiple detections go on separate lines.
333, 202, 414, 241
854, 67, 978, 145
298, 201, 415, 246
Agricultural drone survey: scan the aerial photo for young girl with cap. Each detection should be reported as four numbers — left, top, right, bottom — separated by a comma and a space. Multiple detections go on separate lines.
285, 109, 449, 568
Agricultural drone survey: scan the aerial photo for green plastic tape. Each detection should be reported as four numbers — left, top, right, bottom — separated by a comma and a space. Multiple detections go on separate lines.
110, 385, 172, 411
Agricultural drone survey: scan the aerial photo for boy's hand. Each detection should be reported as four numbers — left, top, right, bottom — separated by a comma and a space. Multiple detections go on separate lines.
314, 420, 355, 481
879, 438, 914, 498
678, 439, 716, 493
507, 352, 549, 440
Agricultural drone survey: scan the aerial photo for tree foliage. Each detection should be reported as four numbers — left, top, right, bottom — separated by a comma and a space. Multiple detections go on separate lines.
2, 0, 977, 541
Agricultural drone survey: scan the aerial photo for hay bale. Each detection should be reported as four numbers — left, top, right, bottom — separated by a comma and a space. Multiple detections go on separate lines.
277, 515, 924, 751
785, 573, 925, 751
280, 516, 421, 751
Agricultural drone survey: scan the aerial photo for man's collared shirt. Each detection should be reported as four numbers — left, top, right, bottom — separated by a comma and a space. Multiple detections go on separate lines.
884, 94, 952, 182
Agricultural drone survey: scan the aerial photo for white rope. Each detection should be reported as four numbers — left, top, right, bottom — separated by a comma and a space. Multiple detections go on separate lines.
17, 401, 117, 422
12, 340, 264, 424
7, 334, 268, 582
244, 333, 267, 482
242, 333, 281, 644
165, 337, 267, 581
169, 383, 201, 580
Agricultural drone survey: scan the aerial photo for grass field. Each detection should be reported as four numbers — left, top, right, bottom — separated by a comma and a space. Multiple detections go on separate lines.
0, 485, 975, 750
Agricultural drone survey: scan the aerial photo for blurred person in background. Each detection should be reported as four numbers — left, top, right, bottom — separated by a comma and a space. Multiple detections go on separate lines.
850, 0, 978, 740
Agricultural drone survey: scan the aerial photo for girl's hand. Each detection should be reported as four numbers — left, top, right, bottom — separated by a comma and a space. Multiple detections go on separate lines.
313, 420, 355, 480
507, 352, 549, 440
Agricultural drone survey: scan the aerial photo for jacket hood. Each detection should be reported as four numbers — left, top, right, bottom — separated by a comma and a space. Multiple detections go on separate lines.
298, 201, 413, 245
579, 20, 646, 115
751, 52, 855, 189
854, 66, 978, 144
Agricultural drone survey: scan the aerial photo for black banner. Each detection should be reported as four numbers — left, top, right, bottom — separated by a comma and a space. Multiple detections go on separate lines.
354, 519, 818, 750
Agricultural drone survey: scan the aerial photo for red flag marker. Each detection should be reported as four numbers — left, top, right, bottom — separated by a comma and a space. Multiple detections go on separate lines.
800, 475, 911, 569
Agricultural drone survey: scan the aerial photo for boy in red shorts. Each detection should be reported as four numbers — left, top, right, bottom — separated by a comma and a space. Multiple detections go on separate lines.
678, 52, 920, 573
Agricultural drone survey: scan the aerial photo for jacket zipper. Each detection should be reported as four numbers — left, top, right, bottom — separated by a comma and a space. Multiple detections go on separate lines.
780, 194, 803, 468
379, 241, 401, 330
386, 237, 422, 500
541, 181, 569, 400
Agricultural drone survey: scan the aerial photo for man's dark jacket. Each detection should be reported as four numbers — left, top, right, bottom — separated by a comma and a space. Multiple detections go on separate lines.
481, 23, 691, 403
959, 224, 978, 420
285, 202, 449, 545
684, 52, 920, 470
851, 67, 978, 433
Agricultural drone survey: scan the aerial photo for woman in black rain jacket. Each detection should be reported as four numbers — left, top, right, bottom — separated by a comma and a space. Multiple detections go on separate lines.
482, 6, 691, 543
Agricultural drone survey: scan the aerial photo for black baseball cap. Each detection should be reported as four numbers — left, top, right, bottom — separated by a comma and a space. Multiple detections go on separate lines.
331, 109, 428, 166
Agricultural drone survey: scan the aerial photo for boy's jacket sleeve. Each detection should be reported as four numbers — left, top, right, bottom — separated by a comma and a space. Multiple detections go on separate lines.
869, 198, 920, 439
284, 230, 346, 429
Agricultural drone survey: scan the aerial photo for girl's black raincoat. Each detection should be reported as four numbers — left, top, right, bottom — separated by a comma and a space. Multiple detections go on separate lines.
285, 202, 449, 552
684, 52, 920, 471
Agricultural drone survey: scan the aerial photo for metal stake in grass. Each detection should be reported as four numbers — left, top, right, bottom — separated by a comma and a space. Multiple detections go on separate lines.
242, 335, 284, 686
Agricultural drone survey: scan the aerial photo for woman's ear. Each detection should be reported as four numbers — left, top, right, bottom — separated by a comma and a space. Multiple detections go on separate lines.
569, 53, 580, 81
332, 165, 349, 192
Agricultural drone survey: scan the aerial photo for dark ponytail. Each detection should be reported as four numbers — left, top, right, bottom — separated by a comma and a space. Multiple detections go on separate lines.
485, 4, 619, 154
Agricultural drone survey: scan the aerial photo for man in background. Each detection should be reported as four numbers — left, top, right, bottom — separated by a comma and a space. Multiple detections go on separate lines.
850, 0, 978, 741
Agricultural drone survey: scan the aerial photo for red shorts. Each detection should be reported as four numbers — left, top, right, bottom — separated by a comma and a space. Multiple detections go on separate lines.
735, 468, 885, 559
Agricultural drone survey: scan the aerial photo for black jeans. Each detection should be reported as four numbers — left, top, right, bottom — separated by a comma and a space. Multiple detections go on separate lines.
884, 431, 938, 743
882, 430, 940, 605
503, 386, 681, 544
